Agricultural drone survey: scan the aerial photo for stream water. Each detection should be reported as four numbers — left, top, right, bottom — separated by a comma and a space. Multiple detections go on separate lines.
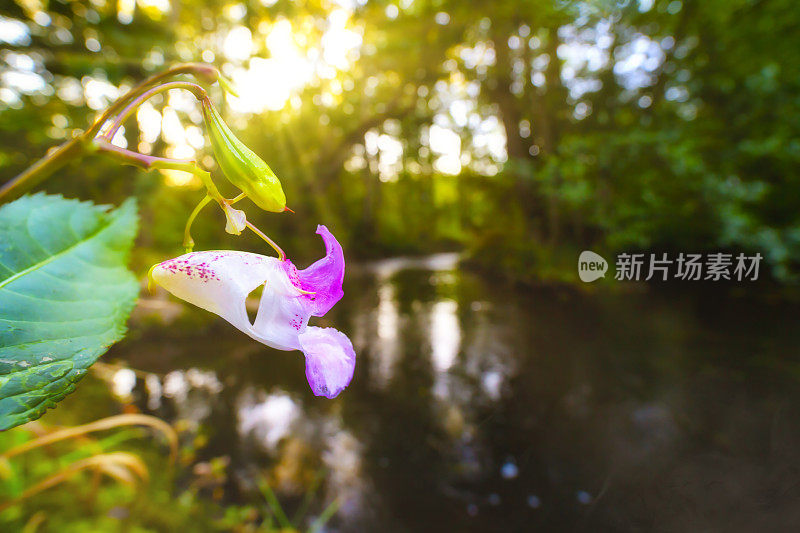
105, 253, 800, 531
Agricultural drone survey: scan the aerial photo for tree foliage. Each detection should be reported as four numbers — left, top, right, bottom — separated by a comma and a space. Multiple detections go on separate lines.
1, 0, 798, 280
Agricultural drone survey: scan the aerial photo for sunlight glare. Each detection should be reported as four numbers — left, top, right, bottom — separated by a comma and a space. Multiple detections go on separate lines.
137, 101, 161, 143
224, 26, 254, 61
0, 16, 31, 45
227, 10, 360, 113
429, 124, 461, 175
82, 77, 118, 110
111, 368, 136, 398
228, 19, 313, 113
138, 0, 171, 14
322, 9, 362, 69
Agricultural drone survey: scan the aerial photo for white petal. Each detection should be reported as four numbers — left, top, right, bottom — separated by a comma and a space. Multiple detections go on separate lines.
252, 261, 310, 350
151, 251, 307, 350
224, 206, 247, 235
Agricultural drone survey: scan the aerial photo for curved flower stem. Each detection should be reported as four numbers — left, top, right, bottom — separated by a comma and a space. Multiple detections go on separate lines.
183, 195, 212, 252
100, 81, 210, 142
93, 139, 191, 169
0, 63, 225, 204
97, 137, 262, 257
245, 220, 286, 261
86, 63, 223, 138
94, 138, 229, 253
94, 139, 223, 199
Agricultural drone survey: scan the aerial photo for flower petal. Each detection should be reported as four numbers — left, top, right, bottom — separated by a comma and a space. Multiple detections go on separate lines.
251, 272, 310, 351
283, 225, 345, 317
223, 205, 247, 235
151, 251, 308, 350
298, 326, 356, 398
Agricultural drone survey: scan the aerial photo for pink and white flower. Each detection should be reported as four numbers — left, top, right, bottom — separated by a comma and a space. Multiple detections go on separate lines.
150, 225, 355, 398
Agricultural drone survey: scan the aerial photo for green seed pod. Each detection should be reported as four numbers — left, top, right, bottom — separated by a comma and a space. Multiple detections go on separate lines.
202, 101, 286, 212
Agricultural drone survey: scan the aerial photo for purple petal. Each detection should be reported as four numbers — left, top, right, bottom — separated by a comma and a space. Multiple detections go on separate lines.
298, 326, 355, 399
283, 225, 344, 317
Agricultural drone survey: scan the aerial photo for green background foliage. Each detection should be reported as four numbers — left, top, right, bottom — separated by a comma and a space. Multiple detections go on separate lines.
0, 194, 138, 430
1, 0, 798, 281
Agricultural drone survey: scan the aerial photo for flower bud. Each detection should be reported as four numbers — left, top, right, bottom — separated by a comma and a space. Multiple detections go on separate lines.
202, 101, 286, 212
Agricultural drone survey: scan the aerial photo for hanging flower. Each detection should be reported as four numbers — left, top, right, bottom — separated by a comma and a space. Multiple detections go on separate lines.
150, 225, 354, 398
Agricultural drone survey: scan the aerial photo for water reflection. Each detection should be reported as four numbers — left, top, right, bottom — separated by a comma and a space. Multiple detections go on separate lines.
369, 281, 400, 388
237, 388, 301, 452
107, 255, 800, 531
322, 429, 366, 523
431, 299, 460, 373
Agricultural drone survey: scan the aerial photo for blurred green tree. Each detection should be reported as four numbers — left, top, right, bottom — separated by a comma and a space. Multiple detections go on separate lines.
1, 0, 799, 280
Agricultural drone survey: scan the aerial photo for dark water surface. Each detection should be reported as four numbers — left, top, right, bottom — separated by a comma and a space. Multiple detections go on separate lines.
110, 254, 800, 532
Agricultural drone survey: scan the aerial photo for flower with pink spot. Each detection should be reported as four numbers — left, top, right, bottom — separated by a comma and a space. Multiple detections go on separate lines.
151, 225, 355, 398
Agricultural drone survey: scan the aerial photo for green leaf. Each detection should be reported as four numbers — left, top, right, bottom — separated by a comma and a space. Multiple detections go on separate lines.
0, 193, 139, 430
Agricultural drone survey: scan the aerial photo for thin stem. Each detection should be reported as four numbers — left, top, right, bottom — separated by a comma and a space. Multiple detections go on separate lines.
1, 414, 178, 464
85, 63, 220, 138
101, 81, 210, 142
259, 481, 293, 530
0, 452, 149, 513
0, 137, 85, 203
310, 497, 342, 533
245, 220, 286, 261
94, 139, 191, 169
150, 160, 220, 199
183, 195, 212, 252
94, 139, 223, 201
1, 63, 223, 204
229, 192, 246, 204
